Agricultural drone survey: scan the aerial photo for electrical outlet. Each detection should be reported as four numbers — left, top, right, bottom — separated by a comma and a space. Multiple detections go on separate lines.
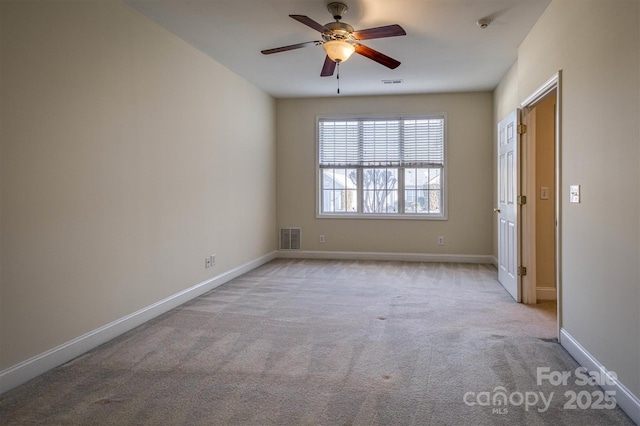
205, 257, 212, 268
210, 254, 216, 266
319, 235, 325, 243
438, 236, 444, 245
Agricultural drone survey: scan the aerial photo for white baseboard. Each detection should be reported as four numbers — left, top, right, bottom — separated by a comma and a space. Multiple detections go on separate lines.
560, 328, 640, 424
0, 251, 278, 395
278, 250, 495, 264
491, 255, 498, 267
536, 286, 557, 300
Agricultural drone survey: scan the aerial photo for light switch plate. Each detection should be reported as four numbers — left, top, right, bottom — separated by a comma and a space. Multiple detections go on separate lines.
540, 187, 549, 200
569, 185, 580, 203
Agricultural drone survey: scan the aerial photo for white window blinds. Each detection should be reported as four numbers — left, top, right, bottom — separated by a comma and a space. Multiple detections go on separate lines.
319, 117, 445, 168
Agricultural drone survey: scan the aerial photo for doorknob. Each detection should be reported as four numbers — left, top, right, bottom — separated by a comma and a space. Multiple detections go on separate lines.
493, 208, 501, 213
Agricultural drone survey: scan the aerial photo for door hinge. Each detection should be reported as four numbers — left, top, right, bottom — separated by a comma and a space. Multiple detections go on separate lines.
517, 124, 527, 134
517, 195, 527, 205
518, 266, 527, 276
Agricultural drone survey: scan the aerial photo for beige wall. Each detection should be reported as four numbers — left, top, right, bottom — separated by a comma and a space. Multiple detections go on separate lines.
493, 63, 520, 126
0, 1, 276, 369
276, 93, 493, 255
495, 0, 639, 396
534, 93, 556, 290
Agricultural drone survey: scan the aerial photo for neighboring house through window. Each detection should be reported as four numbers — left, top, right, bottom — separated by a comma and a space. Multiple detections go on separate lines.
318, 115, 446, 218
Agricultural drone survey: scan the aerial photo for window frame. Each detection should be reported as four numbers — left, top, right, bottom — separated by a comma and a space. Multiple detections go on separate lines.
316, 114, 448, 220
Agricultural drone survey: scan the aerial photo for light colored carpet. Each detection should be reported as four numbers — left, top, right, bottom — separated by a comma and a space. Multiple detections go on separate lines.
0, 259, 634, 425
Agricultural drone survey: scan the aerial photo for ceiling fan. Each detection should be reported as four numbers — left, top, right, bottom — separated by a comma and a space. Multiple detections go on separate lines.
261, 2, 406, 77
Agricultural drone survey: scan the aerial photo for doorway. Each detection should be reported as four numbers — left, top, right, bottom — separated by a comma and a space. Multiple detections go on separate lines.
520, 72, 562, 337
522, 92, 557, 300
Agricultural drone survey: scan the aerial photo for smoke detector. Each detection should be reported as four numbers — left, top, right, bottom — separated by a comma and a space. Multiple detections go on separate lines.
477, 18, 492, 29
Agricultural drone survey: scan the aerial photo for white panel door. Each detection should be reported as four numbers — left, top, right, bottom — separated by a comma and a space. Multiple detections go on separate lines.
497, 110, 521, 301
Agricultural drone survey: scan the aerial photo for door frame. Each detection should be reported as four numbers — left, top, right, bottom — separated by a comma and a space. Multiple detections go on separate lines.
520, 71, 562, 336
520, 107, 537, 304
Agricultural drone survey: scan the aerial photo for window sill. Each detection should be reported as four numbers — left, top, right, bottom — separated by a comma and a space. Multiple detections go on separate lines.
316, 213, 448, 221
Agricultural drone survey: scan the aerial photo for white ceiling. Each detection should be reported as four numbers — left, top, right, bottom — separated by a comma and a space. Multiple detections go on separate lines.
125, 0, 550, 98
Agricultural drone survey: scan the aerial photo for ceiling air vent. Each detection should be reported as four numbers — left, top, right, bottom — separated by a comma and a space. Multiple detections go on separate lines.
280, 228, 301, 250
382, 79, 403, 85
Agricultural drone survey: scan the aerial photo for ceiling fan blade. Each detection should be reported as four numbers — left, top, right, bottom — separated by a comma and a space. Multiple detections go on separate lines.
261, 41, 320, 55
355, 44, 401, 69
352, 24, 406, 40
320, 56, 336, 77
290, 15, 331, 34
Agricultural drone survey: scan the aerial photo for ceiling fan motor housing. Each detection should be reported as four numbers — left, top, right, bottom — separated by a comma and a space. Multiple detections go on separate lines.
322, 21, 354, 41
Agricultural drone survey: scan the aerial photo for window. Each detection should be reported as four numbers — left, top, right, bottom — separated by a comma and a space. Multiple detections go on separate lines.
318, 115, 445, 218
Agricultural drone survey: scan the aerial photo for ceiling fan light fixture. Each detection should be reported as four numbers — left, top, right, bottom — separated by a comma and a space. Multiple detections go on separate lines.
323, 40, 355, 63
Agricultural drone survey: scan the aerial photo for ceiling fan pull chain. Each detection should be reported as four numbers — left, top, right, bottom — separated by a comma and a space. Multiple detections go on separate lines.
337, 61, 340, 94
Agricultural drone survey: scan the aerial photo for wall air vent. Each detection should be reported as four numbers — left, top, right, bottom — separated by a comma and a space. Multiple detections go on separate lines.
279, 228, 301, 250
382, 79, 403, 85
